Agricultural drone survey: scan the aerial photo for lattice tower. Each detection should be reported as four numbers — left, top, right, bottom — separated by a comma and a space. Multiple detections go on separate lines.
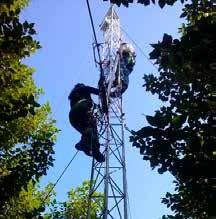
87, 5, 128, 219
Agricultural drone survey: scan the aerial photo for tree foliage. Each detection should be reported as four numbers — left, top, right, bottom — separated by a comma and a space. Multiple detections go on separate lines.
103, 0, 210, 8
0, 0, 58, 212
0, 181, 54, 219
125, 0, 216, 218
44, 180, 103, 219
0, 0, 29, 12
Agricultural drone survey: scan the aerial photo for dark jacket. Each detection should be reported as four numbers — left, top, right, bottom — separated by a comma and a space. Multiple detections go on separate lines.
69, 85, 99, 108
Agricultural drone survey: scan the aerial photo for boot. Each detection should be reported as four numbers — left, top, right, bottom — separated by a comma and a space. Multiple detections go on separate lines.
75, 141, 92, 156
92, 148, 105, 163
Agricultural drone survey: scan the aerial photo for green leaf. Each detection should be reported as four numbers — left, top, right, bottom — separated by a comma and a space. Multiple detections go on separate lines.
158, 0, 165, 8
146, 115, 168, 128
138, 0, 150, 5
149, 48, 160, 59
171, 115, 187, 128
180, 11, 187, 18
136, 126, 156, 137
162, 33, 172, 47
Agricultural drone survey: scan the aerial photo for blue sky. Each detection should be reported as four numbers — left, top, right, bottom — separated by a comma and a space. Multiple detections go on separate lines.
21, 1, 183, 218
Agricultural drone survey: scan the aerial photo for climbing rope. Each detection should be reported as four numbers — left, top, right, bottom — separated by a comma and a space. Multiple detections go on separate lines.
40, 150, 79, 205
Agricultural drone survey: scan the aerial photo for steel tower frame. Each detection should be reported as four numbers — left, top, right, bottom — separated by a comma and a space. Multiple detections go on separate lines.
87, 5, 128, 219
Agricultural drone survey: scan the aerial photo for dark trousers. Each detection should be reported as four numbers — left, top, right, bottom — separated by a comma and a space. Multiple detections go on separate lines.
69, 99, 99, 151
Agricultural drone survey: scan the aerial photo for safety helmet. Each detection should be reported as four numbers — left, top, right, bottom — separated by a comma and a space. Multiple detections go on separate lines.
120, 43, 135, 56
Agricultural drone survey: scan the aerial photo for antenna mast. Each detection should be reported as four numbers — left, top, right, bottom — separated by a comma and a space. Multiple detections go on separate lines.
87, 5, 128, 219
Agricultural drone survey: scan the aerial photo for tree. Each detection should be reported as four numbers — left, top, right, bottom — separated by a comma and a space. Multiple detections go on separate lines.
0, 0, 58, 212
103, 0, 199, 8
105, 0, 216, 218
44, 180, 103, 219
128, 1, 216, 218
0, 181, 55, 219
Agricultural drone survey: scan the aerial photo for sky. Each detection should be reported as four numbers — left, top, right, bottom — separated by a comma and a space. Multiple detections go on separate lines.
21, 1, 184, 218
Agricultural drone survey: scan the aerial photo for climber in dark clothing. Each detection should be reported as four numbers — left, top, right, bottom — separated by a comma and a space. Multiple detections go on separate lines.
68, 83, 105, 163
